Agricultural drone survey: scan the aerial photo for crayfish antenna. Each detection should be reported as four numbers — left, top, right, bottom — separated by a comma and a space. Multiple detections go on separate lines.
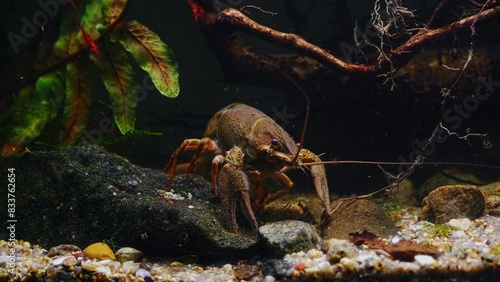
277, 69, 310, 165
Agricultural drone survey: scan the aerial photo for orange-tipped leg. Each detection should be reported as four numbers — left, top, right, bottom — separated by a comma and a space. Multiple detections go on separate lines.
163, 138, 221, 191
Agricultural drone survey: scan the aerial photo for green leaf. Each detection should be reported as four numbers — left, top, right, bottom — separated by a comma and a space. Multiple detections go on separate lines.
53, 3, 85, 57
1, 71, 65, 155
112, 20, 179, 97
90, 41, 138, 134
101, 0, 128, 25
81, 0, 104, 38
60, 58, 95, 144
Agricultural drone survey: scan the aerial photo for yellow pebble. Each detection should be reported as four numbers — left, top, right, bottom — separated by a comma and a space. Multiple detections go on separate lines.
83, 242, 116, 260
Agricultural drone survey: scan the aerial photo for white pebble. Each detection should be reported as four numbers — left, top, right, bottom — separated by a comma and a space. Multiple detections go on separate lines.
390, 235, 402, 244
340, 257, 358, 271
265, 275, 276, 282
414, 255, 436, 266
447, 218, 473, 230
95, 266, 112, 276
318, 261, 332, 273
136, 268, 151, 278
51, 256, 69, 266
451, 230, 467, 239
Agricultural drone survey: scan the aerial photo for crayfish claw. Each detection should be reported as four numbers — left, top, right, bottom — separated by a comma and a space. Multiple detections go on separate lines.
300, 149, 332, 214
217, 146, 258, 233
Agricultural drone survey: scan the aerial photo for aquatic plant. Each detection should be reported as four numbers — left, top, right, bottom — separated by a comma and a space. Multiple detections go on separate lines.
423, 222, 452, 238
1, 0, 179, 156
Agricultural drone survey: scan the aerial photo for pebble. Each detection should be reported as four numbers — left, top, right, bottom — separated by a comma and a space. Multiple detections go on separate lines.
47, 244, 80, 257
414, 255, 436, 266
115, 247, 144, 262
83, 242, 116, 260
265, 275, 276, 282
447, 218, 473, 230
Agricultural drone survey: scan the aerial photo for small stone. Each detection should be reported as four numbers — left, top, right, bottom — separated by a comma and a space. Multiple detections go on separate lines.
259, 220, 322, 257
115, 247, 144, 263
83, 243, 116, 260
62, 256, 77, 268
135, 268, 151, 279
52, 256, 70, 266
340, 257, 359, 271
323, 199, 398, 240
414, 255, 436, 266
446, 218, 473, 230
450, 230, 466, 239
420, 185, 485, 224
81, 262, 98, 272
47, 245, 82, 257
265, 275, 276, 282
325, 239, 359, 263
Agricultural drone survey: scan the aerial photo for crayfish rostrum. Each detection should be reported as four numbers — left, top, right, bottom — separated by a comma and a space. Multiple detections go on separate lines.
164, 103, 331, 233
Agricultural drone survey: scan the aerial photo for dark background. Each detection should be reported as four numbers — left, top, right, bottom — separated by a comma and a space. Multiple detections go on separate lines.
1, 0, 499, 196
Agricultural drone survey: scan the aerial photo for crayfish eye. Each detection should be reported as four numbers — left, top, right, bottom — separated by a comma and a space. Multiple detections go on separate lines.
270, 138, 280, 150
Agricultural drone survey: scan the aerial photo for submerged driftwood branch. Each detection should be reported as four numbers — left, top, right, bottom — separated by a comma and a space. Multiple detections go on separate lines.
192, 0, 500, 91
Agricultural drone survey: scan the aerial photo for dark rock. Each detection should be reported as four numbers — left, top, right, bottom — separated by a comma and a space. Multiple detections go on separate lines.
322, 199, 398, 240
6, 145, 257, 258
391, 179, 417, 206
480, 182, 500, 216
420, 185, 485, 224
258, 220, 322, 257
259, 202, 304, 222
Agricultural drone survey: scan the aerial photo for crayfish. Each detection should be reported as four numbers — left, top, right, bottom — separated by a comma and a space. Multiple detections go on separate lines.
164, 103, 331, 233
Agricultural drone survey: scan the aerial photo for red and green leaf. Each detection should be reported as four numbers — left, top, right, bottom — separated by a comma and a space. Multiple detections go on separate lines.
90, 41, 138, 134
101, 0, 128, 25
60, 58, 94, 144
112, 20, 179, 98
81, 0, 103, 38
53, 2, 85, 57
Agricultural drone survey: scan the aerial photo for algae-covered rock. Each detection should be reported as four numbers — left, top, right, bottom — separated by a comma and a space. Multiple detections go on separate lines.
322, 199, 397, 240
480, 182, 500, 216
420, 185, 485, 224
5, 145, 257, 258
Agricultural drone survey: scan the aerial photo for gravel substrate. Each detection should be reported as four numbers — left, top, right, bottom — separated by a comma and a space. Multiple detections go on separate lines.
1, 208, 499, 281
279, 210, 500, 281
